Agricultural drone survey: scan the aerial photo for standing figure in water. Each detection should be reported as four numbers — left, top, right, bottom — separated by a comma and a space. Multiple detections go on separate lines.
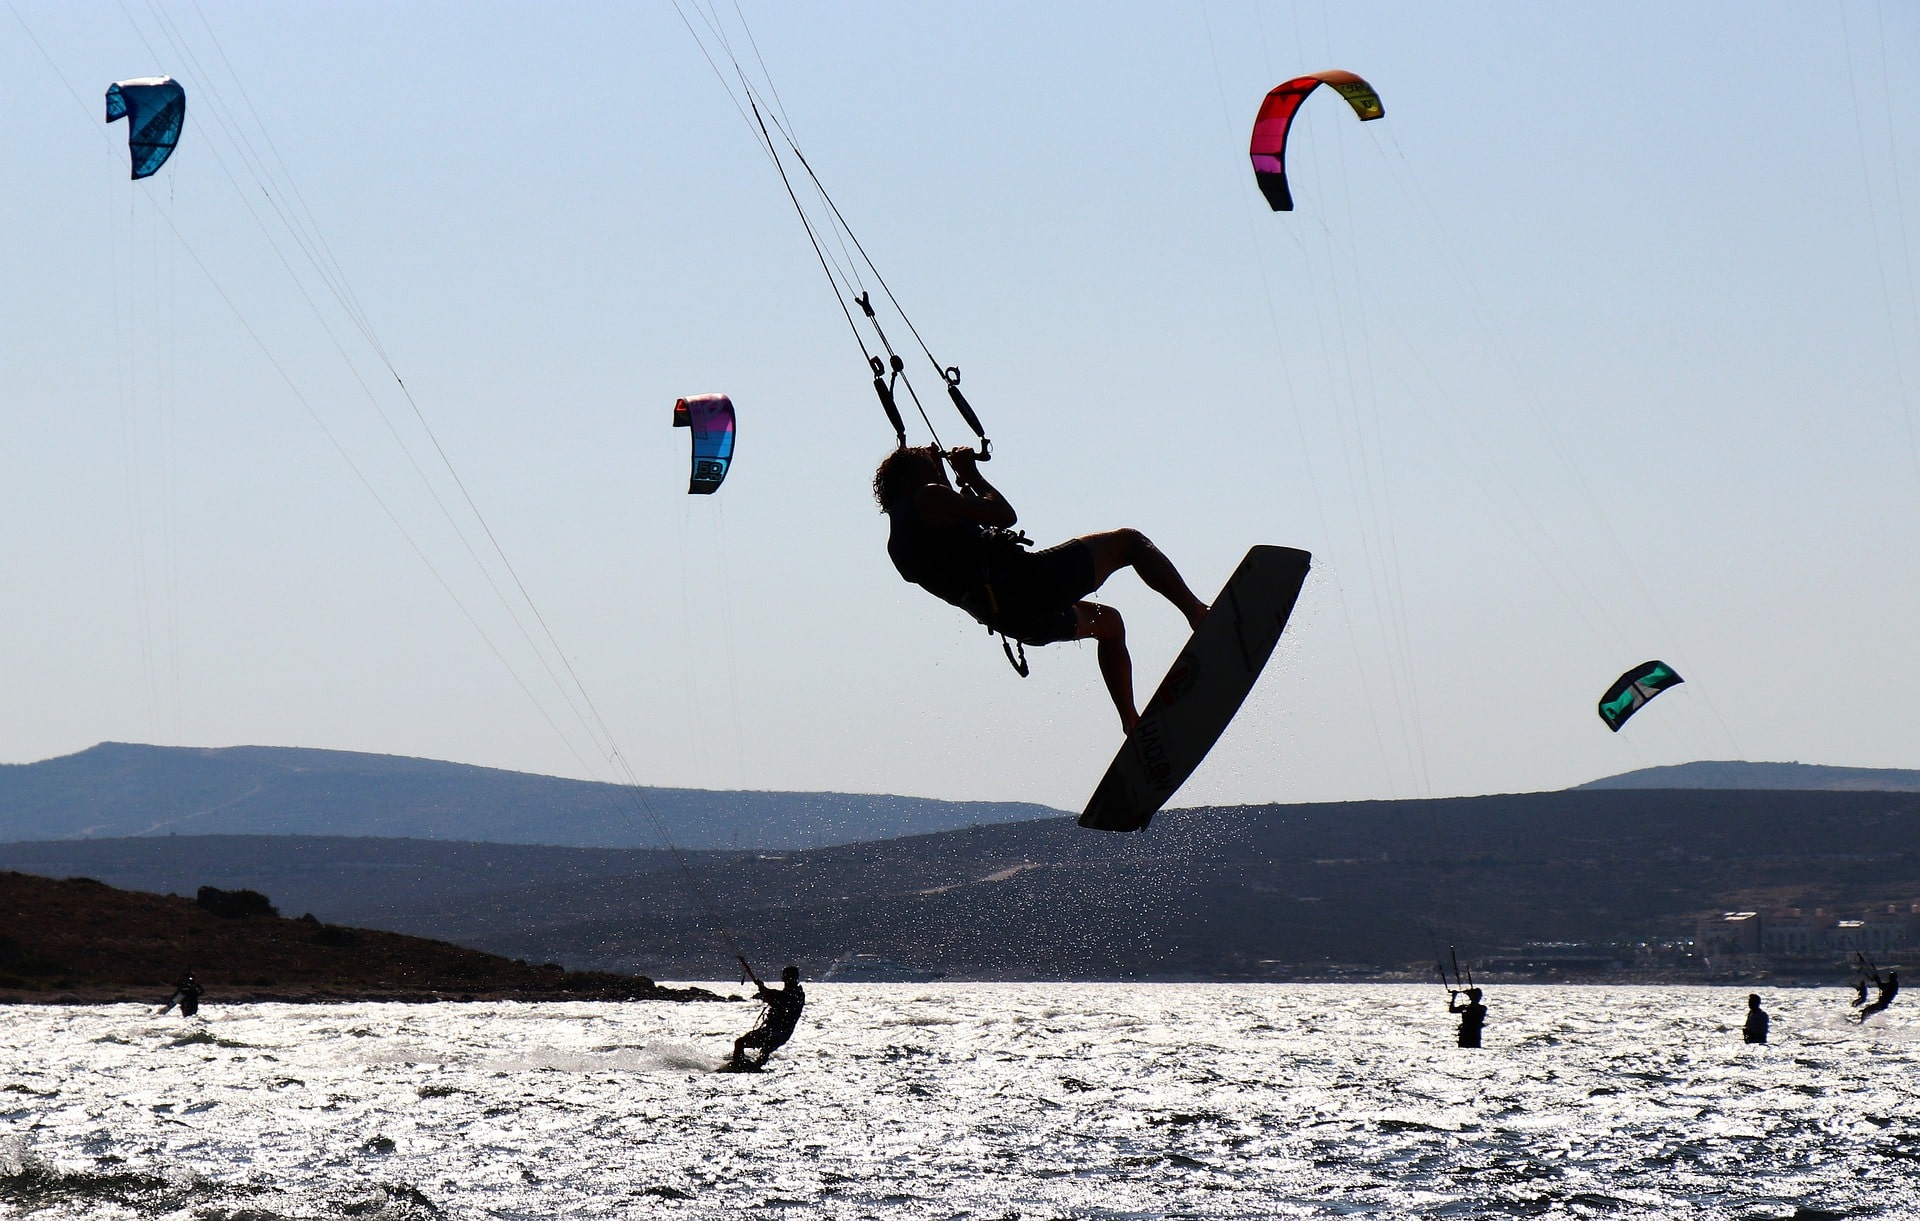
730, 960, 806, 1070
875, 445, 1209, 733
1448, 986, 1487, 1048
158, 972, 203, 1017
1857, 970, 1899, 1023
1742, 993, 1769, 1044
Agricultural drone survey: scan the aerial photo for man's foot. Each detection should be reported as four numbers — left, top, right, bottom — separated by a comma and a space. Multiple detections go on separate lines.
1185, 603, 1209, 632
1120, 709, 1140, 736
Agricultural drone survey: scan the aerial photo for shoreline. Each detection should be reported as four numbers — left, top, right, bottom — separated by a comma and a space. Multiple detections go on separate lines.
0, 975, 1852, 1005
0, 982, 736, 1006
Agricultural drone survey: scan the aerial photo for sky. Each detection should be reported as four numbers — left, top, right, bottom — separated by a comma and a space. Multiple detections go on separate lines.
2, 1, 1916, 814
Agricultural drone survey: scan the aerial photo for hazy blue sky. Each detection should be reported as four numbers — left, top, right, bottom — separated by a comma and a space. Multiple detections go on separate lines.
3, 2, 1916, 813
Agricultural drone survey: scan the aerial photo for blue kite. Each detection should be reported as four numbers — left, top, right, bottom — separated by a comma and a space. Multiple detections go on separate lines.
106, 77, 186, 180
672, 394, 736, 494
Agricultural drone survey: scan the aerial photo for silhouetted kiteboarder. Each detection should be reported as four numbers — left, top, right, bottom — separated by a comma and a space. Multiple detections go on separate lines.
1449, 987, 1487, 1048
158, 972, 203, 1017
1743, 993, 1769, 1044
1439, 950, 1486, 1048
1857, 969, 1899, 1024
727, 959, 805, 1071
875, 444, 1212, 734
1852, 951, 1877, 1008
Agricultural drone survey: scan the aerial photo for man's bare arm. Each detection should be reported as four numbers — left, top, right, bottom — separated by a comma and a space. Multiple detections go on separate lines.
917, 449, 1016, 528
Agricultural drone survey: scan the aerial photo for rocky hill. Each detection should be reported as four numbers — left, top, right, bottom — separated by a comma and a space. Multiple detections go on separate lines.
0, 835, 681, 926
0, 871, 721, 1004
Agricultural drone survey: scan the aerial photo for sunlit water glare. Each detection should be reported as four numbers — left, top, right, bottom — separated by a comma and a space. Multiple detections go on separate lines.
3, 984, 1916, 1219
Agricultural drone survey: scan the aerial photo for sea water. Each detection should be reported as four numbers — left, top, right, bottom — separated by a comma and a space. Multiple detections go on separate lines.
2, 984, 1915, 1219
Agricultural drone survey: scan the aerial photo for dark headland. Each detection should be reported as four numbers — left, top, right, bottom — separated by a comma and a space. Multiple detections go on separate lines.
0, 871, 721, 1005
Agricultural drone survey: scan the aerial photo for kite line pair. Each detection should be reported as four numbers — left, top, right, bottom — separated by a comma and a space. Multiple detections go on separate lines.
746, 97, 992, 458
670, 1, 991, 459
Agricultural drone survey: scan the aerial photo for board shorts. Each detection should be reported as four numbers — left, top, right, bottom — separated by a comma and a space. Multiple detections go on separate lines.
986, 540, 1101, 647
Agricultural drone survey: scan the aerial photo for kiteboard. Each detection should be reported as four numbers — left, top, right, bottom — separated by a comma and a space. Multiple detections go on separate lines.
1079, 545, 1310, 834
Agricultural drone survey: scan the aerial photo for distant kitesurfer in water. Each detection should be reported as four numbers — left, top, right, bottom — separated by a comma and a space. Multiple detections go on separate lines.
1448, 986, 1487, 1048
875, 445, 1208, 733
1743, 993, 1769, 1044
158, 972, 203, 1017
1857, 970, 1899, 1023
730, 959, 805, 1070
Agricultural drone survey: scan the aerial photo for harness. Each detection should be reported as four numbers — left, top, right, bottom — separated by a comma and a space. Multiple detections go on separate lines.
970, 525, 1034, 678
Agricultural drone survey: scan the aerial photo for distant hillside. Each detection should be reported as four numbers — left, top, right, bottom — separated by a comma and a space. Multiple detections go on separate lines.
472, 789, 1920, 979
0, 835, 681, 925
0, 871, 720, 1004
10, 789, 1918, 981
1576, 761, 1920, 792
0, 742, 1060, 850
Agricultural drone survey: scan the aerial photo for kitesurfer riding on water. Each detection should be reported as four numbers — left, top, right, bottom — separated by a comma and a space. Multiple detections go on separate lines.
1857, 969, 1899, 1023
731, 960, 806, 1070
158, 972, 203, 1017
876, 445, 1209, 733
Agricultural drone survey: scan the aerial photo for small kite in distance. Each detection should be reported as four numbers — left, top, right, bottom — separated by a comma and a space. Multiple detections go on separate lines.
1249, 70, 1383, 212
1598, 660, 1683, 732
673, 394, 735, 494
106, 77, 186, 180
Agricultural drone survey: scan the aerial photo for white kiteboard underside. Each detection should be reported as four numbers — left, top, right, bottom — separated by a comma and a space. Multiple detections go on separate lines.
1078, 544, 1310, 833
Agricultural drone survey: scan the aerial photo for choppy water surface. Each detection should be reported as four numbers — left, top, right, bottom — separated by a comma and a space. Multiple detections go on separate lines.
3, 984, 1916, 1219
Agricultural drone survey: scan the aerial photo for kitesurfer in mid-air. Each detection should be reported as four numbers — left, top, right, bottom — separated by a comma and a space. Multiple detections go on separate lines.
1448, 986, 1487, 1048
875, 445, 1209, 733
1743, 993, 1769, 1044
1857, 969, 1899, 1023
730, 960, 806, 1070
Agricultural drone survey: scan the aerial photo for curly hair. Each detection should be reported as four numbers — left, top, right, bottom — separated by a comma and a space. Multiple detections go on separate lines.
872, 445, 942, 511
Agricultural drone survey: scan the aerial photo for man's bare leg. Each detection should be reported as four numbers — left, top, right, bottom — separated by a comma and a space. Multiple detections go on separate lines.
1077, 529, 1207, 630
1078, 602, 1138, 733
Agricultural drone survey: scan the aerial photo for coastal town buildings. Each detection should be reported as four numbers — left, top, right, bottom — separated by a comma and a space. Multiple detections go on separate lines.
1696, 903, 1920, 966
